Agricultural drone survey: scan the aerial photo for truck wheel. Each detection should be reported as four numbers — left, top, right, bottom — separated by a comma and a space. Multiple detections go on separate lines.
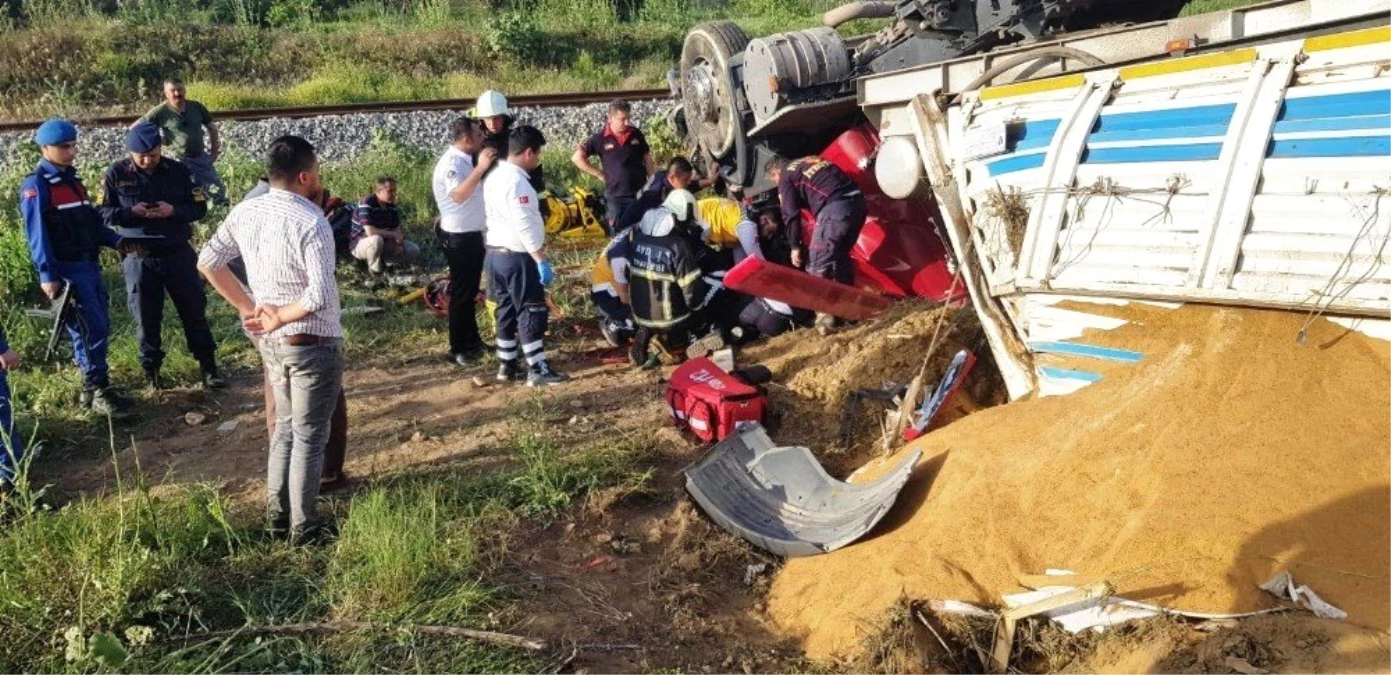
681, 21, 749, 158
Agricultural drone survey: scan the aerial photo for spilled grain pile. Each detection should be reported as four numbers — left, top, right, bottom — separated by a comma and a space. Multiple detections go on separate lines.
766, 304, 1391, 659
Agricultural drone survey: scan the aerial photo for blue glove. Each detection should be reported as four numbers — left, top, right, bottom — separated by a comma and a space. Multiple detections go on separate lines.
537, 258, 555, 286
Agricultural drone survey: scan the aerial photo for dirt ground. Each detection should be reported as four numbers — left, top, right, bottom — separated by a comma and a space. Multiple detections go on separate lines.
37, 304, 1391, 673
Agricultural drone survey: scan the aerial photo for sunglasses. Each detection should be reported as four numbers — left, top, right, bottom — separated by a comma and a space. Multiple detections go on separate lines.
54, 142, 76, 149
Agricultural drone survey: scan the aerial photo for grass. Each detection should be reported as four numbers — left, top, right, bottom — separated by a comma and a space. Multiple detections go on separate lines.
0, 385, 656, 672
0, 126, 666, 671
0, 0, 849, 119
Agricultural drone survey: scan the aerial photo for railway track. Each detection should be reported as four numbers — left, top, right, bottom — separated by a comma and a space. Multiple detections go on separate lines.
0, 87, 672, 133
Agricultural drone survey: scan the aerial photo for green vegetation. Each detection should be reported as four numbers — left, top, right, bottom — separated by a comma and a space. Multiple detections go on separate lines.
0, 0, 844, 119
0, 412, 655, 671
0, 127, 667, 670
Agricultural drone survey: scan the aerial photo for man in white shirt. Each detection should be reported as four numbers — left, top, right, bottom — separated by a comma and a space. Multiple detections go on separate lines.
197, 135, 343, 545
483, 125, 568, 386
432, 117, 497, 365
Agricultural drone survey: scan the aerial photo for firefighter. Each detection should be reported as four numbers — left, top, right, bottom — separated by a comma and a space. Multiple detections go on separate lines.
626, 198, 711, 367
473, 89, 548, 219
765, 156, 868, 329
18, 119, 129, 416
99, 121, 225, 391
483, 125, 568, 386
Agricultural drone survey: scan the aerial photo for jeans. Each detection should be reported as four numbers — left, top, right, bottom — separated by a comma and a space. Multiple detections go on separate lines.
183, 153, 228, 205
259, 340, 344, 530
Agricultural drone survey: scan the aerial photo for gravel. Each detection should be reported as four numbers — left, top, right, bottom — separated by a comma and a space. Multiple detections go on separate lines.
0, 99, 673, 170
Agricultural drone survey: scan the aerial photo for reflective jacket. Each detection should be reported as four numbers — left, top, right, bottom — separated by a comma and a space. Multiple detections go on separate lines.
627, 216, 709, 330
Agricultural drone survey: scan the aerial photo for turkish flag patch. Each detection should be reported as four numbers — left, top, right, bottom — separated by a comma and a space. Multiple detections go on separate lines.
519, 195, 530, 205
20, 188, 38, 200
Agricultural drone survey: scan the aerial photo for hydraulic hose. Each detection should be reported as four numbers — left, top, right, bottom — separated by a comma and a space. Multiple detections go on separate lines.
823, 1, 895, 28
951, 47, 1106, 103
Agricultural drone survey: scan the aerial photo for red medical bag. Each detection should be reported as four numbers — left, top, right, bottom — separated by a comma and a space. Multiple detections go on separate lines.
665, 358, 766, 442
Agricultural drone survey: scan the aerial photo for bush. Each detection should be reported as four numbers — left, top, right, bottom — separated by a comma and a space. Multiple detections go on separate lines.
483, 12, 542, 62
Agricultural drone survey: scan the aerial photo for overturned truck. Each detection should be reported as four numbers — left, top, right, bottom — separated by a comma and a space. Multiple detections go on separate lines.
675, 0, 1391, 399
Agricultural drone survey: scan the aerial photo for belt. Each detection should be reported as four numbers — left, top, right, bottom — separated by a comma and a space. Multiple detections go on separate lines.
486, 246, 526, 254
267, 333, 341, 346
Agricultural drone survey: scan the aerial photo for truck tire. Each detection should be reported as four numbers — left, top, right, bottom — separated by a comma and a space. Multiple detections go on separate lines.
681, 21, 750, 158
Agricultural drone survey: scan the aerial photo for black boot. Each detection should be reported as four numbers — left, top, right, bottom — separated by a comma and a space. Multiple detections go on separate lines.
144, 368, 163, 391
202, 366, 227, 390
496, 359, 522, 382
527, 360, 570, 387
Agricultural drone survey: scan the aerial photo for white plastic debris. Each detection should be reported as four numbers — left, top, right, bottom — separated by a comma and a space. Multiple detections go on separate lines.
1002, 586, 1161, 633
216, 420, 240, 433
1003, 569, 1283, 633
1259, 571, 1348, 620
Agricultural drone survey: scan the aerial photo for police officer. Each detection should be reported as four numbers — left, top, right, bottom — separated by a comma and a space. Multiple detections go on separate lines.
482, 125, 568, 387
766, 156, 868, 329
0, 327, 23, 484
99, 121, 224, 390
18, 119, 128, 416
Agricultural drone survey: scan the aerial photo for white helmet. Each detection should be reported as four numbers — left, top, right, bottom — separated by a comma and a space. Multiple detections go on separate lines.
639, 207, 676, 237
662, 189, 698, 223
471, 89, 513, 119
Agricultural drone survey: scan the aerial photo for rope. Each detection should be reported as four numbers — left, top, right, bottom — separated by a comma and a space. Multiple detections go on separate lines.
1296, 187, 1389, 344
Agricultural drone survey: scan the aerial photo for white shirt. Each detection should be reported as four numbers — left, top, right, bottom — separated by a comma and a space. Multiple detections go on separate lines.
484, 160, 545, 253
432, 146, 486, 233
198, 188, 343, 339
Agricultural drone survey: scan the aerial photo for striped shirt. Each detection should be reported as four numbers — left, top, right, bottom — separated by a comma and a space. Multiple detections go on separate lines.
198, 188, 343, 339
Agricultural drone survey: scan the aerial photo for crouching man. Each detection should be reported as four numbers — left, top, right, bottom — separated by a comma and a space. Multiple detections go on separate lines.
351, 176, 420, 274
588, 226, 636, 347
626, 203, 710, 367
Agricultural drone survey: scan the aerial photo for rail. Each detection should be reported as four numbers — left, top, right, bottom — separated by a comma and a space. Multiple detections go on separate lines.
0, 88, 673, 133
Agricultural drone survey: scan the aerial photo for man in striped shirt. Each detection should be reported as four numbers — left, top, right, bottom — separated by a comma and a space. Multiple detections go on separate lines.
197, 135, 343, 544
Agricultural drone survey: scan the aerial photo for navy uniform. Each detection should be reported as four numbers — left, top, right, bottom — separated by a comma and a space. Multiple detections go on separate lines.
0, 325, 23, 484
99, 122, 223, 390
482, 128, 567, 387
18, 119, 126, 415
776, 157, 867, 284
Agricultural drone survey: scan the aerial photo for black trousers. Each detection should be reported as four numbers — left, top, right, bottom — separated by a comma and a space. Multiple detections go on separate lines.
808, 197, 869, 284
122, 243, 216, 373
439, 230, 487, 355
738, 299, 797, 340
486, 249, 549, 367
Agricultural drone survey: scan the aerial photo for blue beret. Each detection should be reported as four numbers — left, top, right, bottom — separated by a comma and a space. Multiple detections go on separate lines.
34, 119, 77, 146
126, 122, 163, 152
